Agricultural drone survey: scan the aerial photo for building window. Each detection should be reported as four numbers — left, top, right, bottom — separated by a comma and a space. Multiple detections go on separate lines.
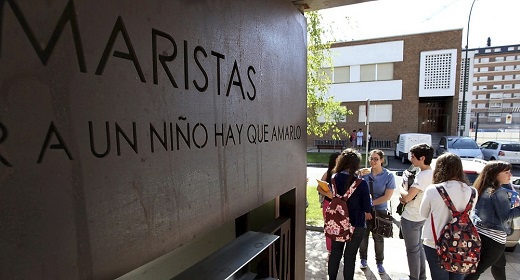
423, 53, 452, 89
321, 67, 332, 82
480, 57, 489, 63
495, 57, 505, 62
488, 112, 501, 117
489, 102, 502, 108
490, 93, 503, 99
506, 56, 516, 61
360, 64, 376, 82
334, 66, 350, 83
358, 104, 392, 122
377, 63, 393, 80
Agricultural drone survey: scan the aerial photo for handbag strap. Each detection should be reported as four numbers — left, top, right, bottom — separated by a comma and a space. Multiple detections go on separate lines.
369, 177, 375, 212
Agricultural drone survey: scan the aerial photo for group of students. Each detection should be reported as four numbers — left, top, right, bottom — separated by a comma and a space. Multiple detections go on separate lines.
317, 144, 520, 280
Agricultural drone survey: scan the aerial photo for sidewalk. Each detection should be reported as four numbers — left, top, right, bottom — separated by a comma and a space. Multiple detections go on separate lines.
305, 227, 520, 280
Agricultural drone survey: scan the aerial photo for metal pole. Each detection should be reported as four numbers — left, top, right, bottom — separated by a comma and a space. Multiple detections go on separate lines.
474, 112, 479, 142
460, 0, 477, 136
365, 99, 370, 168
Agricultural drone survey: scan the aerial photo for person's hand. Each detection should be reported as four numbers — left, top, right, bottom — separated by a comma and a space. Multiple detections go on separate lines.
365, 212, 373, 220
359, 168, 370, 176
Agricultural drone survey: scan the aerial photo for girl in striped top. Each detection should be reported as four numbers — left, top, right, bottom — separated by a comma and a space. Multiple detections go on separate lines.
466, 161, 520, 280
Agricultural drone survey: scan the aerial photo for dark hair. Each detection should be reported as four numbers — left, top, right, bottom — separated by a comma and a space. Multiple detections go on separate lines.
432, 153, 469, 185
410, 143, 434, 165
369, 149, 385, 167
325, 152, 341, 183
473, 161, 512, 197
333, 148, 361, 187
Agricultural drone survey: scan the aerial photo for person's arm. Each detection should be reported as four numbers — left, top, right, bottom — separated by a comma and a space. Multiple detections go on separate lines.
372, 172, 395, 205
373, 188, 394, 205
321, 171, 328, 181
360, 182, 373, 219
400, 187, 421, 204
493, 188, 520, 221
419, 187, 433, 219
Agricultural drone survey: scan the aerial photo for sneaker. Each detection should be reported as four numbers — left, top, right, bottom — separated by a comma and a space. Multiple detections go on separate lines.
377, 263, 385, 275
360, 259, 368, 269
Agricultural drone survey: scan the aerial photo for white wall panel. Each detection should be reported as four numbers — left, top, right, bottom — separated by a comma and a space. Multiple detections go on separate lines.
330, 80, 403, 102
331, 41, 404, 66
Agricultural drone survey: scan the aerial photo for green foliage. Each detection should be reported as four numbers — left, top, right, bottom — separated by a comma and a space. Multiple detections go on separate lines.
305, 11, 351, 140
306, 186, 324, 226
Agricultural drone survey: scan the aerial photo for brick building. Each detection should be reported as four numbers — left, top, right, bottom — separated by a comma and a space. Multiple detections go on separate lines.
309, 29, 463, 151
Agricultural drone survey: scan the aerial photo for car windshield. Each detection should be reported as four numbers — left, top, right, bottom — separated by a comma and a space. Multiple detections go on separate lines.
449, 138, 479, 149
501, 144, 520, 152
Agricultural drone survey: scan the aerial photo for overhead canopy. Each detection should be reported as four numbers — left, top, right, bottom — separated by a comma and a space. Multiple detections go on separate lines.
291, 0, 375, 12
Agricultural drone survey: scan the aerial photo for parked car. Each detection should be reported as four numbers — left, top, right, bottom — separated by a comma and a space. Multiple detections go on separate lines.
480, 140, 520, 164
437, 136, 483, 159
394, 133, 432, 164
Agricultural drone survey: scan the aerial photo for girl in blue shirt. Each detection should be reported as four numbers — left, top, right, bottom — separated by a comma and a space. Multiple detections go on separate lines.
359, 149, 396, 274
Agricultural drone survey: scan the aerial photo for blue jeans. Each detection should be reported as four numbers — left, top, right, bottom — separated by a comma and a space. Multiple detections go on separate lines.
424, 245, 465, 280
328, 227, 365, 280
464, 234, 506, 280
401, 218, 426, 280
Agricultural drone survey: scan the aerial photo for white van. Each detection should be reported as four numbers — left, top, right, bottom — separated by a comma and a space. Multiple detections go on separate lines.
394, 133, 432, 163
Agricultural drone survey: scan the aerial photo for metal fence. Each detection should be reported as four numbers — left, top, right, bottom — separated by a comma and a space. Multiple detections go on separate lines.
313, 139, 393, 150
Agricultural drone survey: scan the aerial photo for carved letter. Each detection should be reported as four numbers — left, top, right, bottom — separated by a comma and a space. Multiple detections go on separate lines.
152, 28, 178, 88
0, 123, 12, 167
0, 0, 87, 72
37, 122, 73, 163
96, 16, 145, 83
226, 60, 245, 99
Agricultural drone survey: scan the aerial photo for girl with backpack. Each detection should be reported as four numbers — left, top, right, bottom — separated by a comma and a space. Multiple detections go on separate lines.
465, 161, 520, 280
316, 152, 341, 259
321, 149, 372, 280
420, 153, 477, 280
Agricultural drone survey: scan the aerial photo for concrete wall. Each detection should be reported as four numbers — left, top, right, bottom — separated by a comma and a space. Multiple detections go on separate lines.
0, 0, 307, 278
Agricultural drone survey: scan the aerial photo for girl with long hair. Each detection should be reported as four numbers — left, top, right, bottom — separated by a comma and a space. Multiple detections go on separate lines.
420, 153, 475, 280
317, 152, 341, 257
322, 149, 372, 280
465, 161, 520, 280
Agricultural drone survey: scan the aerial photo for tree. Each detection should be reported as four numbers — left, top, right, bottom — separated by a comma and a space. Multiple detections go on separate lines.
305, 11, 351, 140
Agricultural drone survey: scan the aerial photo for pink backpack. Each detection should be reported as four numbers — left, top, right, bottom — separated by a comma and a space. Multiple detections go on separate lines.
324, 177, 361, 242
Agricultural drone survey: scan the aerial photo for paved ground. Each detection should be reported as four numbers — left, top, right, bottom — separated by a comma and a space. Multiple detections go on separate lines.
305, 228, 520, 280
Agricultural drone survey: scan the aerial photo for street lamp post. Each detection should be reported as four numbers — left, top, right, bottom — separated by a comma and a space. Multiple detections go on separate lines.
460, 0, 477, 136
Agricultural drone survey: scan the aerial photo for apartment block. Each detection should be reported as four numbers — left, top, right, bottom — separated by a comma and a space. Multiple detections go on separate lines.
465, 45, 520, 132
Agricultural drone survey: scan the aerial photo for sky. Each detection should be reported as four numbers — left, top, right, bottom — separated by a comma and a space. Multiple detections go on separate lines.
319, 0, 519, 48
